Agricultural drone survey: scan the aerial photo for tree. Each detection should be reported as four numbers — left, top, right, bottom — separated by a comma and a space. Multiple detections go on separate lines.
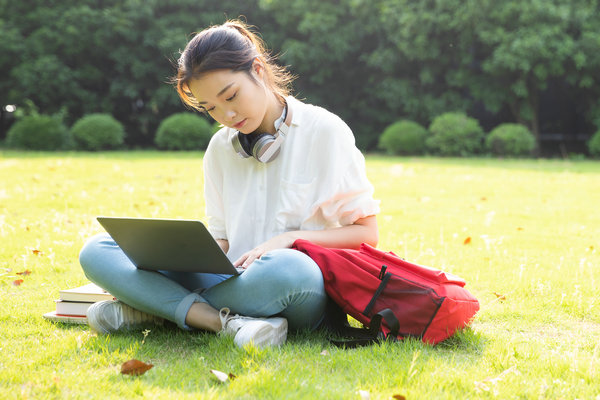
0, 0, 268, 145
470, 0, 600, 149
2, 0, 599, 151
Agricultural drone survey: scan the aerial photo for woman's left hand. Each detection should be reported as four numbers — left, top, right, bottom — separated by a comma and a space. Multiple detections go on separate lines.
233, 232, 296, 269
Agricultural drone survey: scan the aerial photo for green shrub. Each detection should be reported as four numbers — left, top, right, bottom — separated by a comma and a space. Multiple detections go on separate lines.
378, 120, 428, 155
212, 121, 223, 134
426, 112, 484, 156
5, 115, 71, 150
588, 131, 600, 158
155, 113, 212, 150
486, 123, 536, 157
70, 114, 125, 151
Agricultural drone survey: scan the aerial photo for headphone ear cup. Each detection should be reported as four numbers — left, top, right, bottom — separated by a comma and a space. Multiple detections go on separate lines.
231, 132, 253, 158
232, 131, 279, 162
252, 135, 280, 162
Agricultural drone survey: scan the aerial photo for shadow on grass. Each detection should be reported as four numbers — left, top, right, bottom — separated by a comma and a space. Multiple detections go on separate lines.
47, 320, 487, 394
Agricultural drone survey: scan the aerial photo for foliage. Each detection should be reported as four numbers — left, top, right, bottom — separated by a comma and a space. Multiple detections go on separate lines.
155, 113, 213, 150
378, 120, 428, 155
485, 123, 536, 157
0, 0, 269, 147
588, 130, 600, 157
426, 112, 485, 156
212, 121, 223, 134
5, 114, 71, 150
70, 114, 125, 151
1, 0, 600, 151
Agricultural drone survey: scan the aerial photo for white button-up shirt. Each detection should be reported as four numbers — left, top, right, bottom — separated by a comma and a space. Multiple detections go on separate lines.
203, 96, 380, 262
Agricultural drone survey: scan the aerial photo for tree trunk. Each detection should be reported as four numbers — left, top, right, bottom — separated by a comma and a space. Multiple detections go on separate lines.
526, 79, 541, 156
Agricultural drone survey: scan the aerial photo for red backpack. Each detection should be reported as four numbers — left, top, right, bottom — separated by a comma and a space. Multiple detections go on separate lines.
292, 239, 480, 346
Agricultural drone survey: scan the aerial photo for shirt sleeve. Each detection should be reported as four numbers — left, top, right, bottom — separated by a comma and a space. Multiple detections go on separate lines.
302, 112, 380, 229
203, 134, 228, 240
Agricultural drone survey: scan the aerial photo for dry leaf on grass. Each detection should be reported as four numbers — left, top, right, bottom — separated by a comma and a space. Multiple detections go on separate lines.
12, 279, 24, 286
16, 270, 31, 276
120, 359, 153, 376
463, 237, 472, 245
358, 390, 370, 399
493, 291, 507, 301
474, 366, 518, 394
210, 369, 236, 383
392, 395, 407, 400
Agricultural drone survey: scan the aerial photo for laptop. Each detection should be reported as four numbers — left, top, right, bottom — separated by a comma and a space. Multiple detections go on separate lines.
96, 216, 240, 275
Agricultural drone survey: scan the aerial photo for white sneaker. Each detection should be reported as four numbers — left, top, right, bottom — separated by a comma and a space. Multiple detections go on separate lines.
219, 308, 288, 347
86, 300, 163, 334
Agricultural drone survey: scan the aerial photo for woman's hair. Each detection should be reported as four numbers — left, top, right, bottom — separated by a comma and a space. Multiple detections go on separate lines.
174, 20, 294, 111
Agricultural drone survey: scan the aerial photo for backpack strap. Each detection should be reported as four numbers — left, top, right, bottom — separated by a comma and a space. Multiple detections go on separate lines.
330, 308, 401, 348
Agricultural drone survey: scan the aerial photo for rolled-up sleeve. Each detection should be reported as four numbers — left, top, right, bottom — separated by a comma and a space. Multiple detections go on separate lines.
301, 114, 380, 229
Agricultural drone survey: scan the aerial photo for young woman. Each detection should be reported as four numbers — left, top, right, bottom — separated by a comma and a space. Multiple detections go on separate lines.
79, 20, 379, 347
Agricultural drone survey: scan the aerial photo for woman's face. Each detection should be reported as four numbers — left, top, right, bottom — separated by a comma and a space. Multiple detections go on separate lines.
187, 66, 271, 134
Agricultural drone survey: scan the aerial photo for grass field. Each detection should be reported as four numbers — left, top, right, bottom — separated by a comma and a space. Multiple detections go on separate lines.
1, 151, 599, 399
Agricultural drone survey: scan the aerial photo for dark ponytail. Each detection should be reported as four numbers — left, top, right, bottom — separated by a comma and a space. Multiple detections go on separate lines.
175, 20, 294, 111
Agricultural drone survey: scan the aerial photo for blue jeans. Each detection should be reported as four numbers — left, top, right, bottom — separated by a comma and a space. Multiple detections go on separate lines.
79, 233, 327, 331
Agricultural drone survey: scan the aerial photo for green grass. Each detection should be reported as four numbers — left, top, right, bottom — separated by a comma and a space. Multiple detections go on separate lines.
1, 150, 599, 399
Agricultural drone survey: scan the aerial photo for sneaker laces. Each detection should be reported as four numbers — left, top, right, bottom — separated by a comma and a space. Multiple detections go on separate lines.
219, 307, 235, 334
219, 307, 258, 335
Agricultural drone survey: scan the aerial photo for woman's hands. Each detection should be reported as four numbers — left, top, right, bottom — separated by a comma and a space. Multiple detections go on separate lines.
232, 215, 378, 269
233, 232, 297, 268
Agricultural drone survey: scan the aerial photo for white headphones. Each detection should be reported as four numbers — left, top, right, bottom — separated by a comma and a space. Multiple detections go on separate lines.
230, 102, 293, 163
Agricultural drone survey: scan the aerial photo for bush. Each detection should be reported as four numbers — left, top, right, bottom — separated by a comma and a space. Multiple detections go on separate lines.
426, 112, 484, 156
70, 114, 125, 151
5, 115, 71, 150
486, 123, 536, 157
155, 113, 213, 150
378, 120, 428, 155
588, 131, 600, 158
212, 121, 223, 134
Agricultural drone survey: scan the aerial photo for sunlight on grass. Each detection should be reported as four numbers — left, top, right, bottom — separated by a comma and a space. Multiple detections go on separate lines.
1, 151, 599, 399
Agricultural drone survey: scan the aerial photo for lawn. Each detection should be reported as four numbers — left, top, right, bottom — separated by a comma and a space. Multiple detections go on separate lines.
1, 151, 599, 399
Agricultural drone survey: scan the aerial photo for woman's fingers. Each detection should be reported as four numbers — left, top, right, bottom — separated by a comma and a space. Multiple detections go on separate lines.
234, 249, 263, 268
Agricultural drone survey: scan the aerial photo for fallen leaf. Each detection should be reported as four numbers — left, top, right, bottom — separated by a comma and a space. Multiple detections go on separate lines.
16, 270, 31, 276
210, 369, 230, 383
493, 291, 506, 301
393, 395, 407, 400
120, 359, 153, 376
32, 249, 42, 255
474, 366, 518, 394
463, 237, 472, 245
517, 227, 524, 231
13, 279, 24, 286
480, 197, 487, 201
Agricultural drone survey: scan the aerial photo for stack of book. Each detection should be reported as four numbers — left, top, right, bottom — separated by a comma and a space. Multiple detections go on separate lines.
43, 283, 114, 324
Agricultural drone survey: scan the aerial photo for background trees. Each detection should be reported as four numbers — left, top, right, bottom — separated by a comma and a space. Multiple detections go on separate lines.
1, 0, 599, 154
